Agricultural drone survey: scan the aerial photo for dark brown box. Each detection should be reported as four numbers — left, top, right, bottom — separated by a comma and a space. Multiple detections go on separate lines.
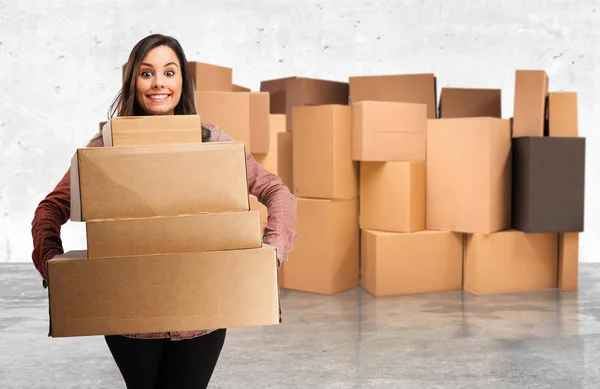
512, 137, 585, 232
259, 77, 349, 131
438, 88, 501, 118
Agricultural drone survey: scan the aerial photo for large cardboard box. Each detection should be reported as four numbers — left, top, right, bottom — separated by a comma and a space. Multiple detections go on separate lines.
512, 137, 585, 232
548, 92, 578, 137
102, 115, 203, 147
253, 114, 286, 172
349, 73, 437, 119
70, 142, 249, 222
464, 231, 558, 295
361, 230, 463, 297
86, 211, 262, 258
438, 88, 501, 118
558, 233, 579, 291
195, 91, 270, 154
426, 117, 512, 234
352, 101, 427, 162
293, 105, 359, 200
259, 76, 349, 131
188, 61, 233, 91
360, 162, 425, 233
284, 197, 359, 295
277, 132, 293, 190
47, 246, 280, 337
512, 70, 549, 137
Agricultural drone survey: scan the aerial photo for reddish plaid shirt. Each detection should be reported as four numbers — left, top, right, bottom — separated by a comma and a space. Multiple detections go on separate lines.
31, 123, 298, 341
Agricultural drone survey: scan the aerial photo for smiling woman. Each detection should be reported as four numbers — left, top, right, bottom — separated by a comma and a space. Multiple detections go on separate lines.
135, 46, 183, 115
108, 34, 197, 121
30, 33, 298, 389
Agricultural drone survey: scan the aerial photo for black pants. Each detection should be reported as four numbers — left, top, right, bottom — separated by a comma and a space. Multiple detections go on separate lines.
105, 329, 227, 389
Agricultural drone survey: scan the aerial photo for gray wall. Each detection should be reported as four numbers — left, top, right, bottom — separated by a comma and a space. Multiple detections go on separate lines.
1, 0, 598, 264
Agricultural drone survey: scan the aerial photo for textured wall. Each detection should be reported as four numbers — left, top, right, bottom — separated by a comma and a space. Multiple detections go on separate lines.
0, 0, 598, 266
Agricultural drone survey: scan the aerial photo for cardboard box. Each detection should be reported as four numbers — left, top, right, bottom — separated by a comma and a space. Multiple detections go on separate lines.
361, 230, 463, 297
558, 233, 579, 291
438, 88, 501, 118
284, 197, 359, 295
47, 246, 280, 337
293, 105, 359, 199
259, 76, 349, 131
512, 70, 549, 137
86, 211, 262, 258
512, 137, 585, 232
70, 142, 249, 222
250, 195, 268, 225
349, 73, 437, 119
195, 91, 270, 154
352, 101, 427, 162
464, 231, 558, 295
232, 84, 251, 92
360, 162, 425, 233
277, 132, 293, 190
253, 114, 286, 172
426, 117, 512, 234
549, 92, 578, 137
188, 61, 232, 91
102, 115, 203, 147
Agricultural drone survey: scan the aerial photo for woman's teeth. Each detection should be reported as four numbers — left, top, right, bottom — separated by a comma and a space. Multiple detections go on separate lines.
148, 94, 169, 101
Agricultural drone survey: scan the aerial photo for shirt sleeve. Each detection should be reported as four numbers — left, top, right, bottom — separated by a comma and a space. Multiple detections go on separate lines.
31, 131, 104, 285
207, 124, 298, 264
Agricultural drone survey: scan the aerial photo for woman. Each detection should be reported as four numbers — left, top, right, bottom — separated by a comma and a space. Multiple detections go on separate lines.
31, 34, 298, 389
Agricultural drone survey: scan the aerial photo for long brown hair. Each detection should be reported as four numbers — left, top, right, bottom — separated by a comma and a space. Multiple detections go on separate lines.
107, 34, 211, 141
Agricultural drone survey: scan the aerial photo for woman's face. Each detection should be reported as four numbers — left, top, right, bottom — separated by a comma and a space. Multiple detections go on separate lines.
135, 45, 183, 115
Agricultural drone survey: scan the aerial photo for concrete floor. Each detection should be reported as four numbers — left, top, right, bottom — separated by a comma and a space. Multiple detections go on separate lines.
2, 264, 600, 388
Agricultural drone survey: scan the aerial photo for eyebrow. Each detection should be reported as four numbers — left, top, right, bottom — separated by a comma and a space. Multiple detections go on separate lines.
140, 62, 179, 68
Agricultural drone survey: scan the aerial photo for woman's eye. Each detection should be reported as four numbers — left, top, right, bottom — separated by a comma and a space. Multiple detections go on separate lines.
141, 71, 152, 77
165, 70, 175, 77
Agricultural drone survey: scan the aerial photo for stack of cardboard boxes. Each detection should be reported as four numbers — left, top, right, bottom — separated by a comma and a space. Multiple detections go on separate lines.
258, 70, 584, 298
259, 78, 360, 295
46, 72, 282, 337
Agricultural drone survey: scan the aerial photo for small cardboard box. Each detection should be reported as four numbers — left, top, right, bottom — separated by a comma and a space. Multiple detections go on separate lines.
352, 101, 427, 162
70, 142, 249, 221
512, 137, 586, 232
426, 117, 512, 234
512, 70, 549, 137
349, 73, 437, 119
259, 76, 349, 131
559, 233, 579, 291
232, 84, 251, 92
464, 231, 558, 295
86, 211, 262, 258
253, 114, 286, 172
292, 105, 358, 200
102, 115, 203, 147
188, 61, 232, 91
548, 92, 578, 137
277, 132, 293, 190
438, 87, 501, 118
195, 91, 270, 154
249, 195, 268, 226
47, 246, 280, 337
360, 162, 425, 233
361, 230, 463, 297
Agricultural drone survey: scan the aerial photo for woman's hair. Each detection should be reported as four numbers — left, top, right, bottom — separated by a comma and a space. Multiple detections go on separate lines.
108, 34, 211, 141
